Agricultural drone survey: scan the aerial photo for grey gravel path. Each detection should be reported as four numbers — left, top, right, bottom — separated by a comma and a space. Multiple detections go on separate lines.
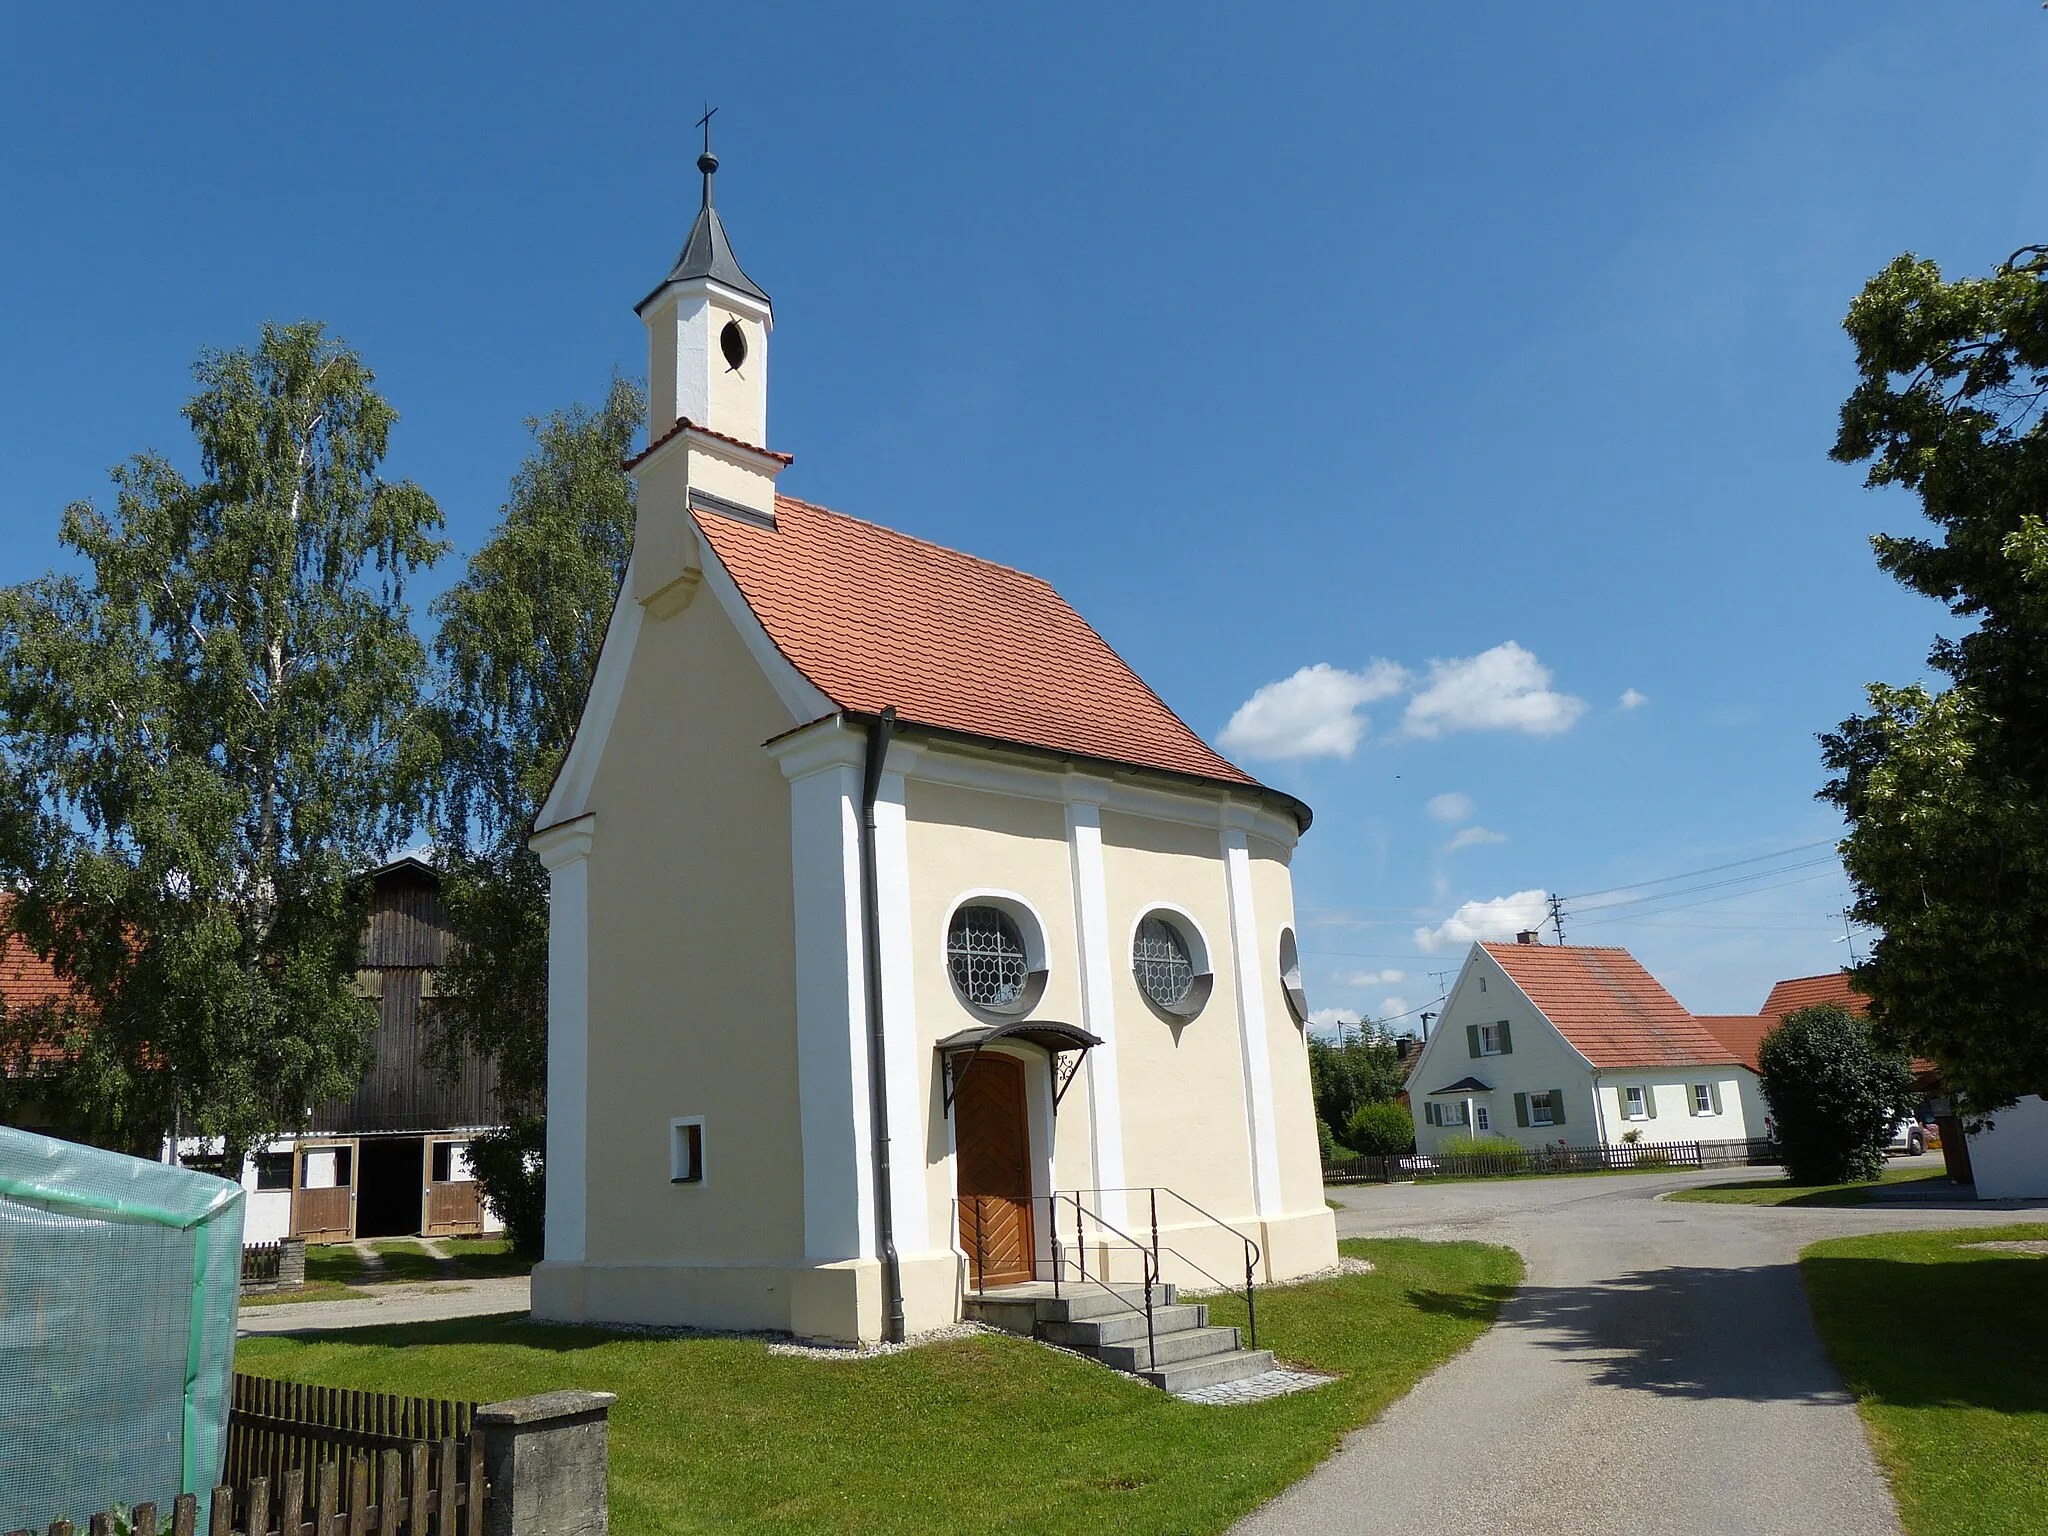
238, 1275, 530, 1336
1233, 1159, 2046, 1536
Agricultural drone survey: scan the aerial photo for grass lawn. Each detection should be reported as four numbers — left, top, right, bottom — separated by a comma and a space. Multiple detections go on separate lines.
1667, 1167, 1953, 1207
242, 1279, 372, 1307
1802, 1224, 2048, 1536
238, 1236, 1519, 1536
372, 1237, 530, 1282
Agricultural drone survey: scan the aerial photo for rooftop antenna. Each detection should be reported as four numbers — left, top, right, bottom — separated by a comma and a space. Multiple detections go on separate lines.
1548, 893, 1568, 945
695, 104, 719, 208
1835, 908, 1862, 967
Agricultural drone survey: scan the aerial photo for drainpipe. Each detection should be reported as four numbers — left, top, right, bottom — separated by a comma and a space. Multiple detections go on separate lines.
858, 707, 907, 1344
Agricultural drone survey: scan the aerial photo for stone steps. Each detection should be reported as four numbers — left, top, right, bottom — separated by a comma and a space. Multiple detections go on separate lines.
964, 1281, 1276, 1395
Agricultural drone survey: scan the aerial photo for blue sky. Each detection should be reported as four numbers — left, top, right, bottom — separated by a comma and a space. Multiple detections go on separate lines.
3, 4, 2042, 1021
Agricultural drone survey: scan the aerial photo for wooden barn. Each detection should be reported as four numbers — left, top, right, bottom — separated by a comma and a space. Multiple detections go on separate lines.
247, 856, 506, 1244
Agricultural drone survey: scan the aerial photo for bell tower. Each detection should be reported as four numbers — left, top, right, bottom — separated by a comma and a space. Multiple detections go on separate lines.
629, 116, 788, 615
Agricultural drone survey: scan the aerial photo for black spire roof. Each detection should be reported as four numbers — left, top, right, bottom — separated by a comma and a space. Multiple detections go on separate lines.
636, 144, 770, 313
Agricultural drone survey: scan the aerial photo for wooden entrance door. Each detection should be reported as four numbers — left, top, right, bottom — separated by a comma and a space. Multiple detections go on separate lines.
291, 1139, 357, 1241
954, 1052, 1036, 1288
423, 1135, 484, 1237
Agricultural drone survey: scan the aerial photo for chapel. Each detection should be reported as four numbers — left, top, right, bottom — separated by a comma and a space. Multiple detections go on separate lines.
529, 142, 1336, 1351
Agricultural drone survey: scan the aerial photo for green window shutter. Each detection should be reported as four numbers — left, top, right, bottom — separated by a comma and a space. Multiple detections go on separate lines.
1466, 1024, 1482, 1059
1711, 1082, 1723, 1115
1550, 1089, 1566, 1126
1514, 1092, 1529, 1128
1425, 1103, 1437, 1127
1644, 1085, 1658, 1119
1498, 1020, 1513, 1054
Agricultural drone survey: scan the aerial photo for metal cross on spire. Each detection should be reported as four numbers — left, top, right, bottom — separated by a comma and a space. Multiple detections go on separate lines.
695, 104, 719, 208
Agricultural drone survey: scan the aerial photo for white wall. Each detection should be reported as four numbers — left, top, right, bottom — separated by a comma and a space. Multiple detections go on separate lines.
1969, 1095, 2048, 1199
1593, 1073, 1751, 1145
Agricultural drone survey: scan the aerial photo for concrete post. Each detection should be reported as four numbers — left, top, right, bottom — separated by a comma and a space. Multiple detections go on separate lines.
476, 1389, 617, 1536
278, 1237, 306, 1288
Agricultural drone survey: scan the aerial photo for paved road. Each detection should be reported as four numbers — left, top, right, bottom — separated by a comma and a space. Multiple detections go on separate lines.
238, 1276, 530, 1336
1234, 1160, 2047, 1536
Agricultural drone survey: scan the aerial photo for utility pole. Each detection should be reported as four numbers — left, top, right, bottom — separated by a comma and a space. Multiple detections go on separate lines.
1548, 893, 1568, 945
1841, 908, 1861, 967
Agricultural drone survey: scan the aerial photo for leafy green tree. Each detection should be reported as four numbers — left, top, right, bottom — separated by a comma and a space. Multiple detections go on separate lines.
1344, 1098, 1416, 1156
1757, 1005, 1917, 1184
1307, 1031, 1410, 1134
0, 322, 444, 1163
425, 377, 640, 1115
1822, 248, 2048, 1112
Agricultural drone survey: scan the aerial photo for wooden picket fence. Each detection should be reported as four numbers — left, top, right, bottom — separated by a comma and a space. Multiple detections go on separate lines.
7, 1376, 486, 1536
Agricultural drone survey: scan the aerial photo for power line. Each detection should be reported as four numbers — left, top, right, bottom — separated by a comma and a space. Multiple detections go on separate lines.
1571, 869, 1841, 929
1560, 840, 1835, 902
1570, 856, 1839, 916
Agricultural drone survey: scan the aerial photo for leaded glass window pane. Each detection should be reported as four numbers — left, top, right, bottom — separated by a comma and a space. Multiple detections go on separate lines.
948, 905, 1028, 1008
1133, 915, 1193, 1008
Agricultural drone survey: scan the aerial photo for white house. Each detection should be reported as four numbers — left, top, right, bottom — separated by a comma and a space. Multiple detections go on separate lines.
1407, 937, 1753, 1153
527, 145, 1335, 1349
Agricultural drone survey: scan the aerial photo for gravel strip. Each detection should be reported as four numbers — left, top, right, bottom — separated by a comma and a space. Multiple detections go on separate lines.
767, 1322, 996, 1360
1177, 1368, 1338, 1406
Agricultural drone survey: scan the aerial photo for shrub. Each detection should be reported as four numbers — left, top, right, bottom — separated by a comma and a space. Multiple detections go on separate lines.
1317, 1116, 1342, 1166
1439, 1133, 1526, 1160
469, 1114, 546, 1256
1758, 1005, 1917, 1185
1345, 1099, 1417, 1155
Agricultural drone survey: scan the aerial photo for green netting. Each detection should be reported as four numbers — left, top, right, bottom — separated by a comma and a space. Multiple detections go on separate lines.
0, 1125, 244, 1529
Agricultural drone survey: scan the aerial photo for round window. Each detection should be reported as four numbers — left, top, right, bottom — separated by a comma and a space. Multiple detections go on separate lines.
948, 905, 1028, 1009
1278, 926, 1309, 1024
720, 318, 748, 372
1132, 916, 1194, 1010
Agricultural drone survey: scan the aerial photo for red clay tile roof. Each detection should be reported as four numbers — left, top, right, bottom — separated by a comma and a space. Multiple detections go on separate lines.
1483, 942, 1740, 1069
1695, 1014, 1772, 1073
697, 495, 1277, 799
1760, 972, 1870, 1019
0, 908, 87, 1067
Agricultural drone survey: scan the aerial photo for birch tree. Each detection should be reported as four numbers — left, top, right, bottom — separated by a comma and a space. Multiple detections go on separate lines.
0, 321, 445, 1162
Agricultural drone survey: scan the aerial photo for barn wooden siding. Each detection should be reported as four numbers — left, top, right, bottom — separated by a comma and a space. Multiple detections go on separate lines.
309, 864, 500, 1134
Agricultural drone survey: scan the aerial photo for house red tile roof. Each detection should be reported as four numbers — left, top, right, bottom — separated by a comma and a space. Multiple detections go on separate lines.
696, 495, 1285, 803
1482, 942, 1740, 1069
1760, 971, 1871, 1019
0, 908, 87, 1066
1695, 1014, 1773, 1073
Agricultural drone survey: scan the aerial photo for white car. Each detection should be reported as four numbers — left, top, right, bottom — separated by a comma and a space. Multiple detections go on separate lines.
1886, 1115, 1928, 1157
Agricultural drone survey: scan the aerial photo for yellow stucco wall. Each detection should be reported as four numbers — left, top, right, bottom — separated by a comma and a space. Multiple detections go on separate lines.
578, 586, 807, 1269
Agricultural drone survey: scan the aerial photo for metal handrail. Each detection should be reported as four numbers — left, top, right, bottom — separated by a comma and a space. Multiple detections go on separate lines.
954, 1192, 1161, 1368
1070, 1186, 1264, 1347
1047, 1191, 1159, 1367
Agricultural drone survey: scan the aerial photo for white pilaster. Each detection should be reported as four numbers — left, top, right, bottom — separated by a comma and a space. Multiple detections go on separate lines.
533, 815, 595, 1263
872, 756, 929, 1252
782, 742, 876, 1261
1222, 824, 1283, 1216
1066, 793, 1129, 1226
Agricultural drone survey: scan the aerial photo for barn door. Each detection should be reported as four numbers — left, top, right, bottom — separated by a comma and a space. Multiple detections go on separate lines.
954, 1052, 1036, 1288
291, 1139, 357, 1241
422, 1135, 483, 1237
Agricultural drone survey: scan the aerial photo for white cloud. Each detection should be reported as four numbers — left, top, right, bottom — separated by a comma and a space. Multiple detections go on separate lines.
1619, 688, 1648, 710
1332, 968, 1406, 987
1219, 660, 1410, 761
1403, 643, 1588, 739
1378, 996, 1411, 1020
1309, 1006, 1363, 1034
1447, 825, 1509, 852
1414, 888, 1551, 952
1425, 791, 1474, 824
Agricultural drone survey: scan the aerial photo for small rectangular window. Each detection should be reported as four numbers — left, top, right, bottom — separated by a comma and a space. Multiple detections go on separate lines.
1530, 1093, 1556, 1128
1478, 1024, 1502, 1056
1693, 1084, 1713, 1115
671, 1118, 705, 1184
1474, 1106, 1490, 1132
432, 1141, 474, 1183
301, 1147, 351, 1189
1626, 1085, 1647, 1119
253, 1151, 293, 1191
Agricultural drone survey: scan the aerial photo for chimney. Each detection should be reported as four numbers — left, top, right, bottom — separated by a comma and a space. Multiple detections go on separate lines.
1516, 929, 1539, 945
